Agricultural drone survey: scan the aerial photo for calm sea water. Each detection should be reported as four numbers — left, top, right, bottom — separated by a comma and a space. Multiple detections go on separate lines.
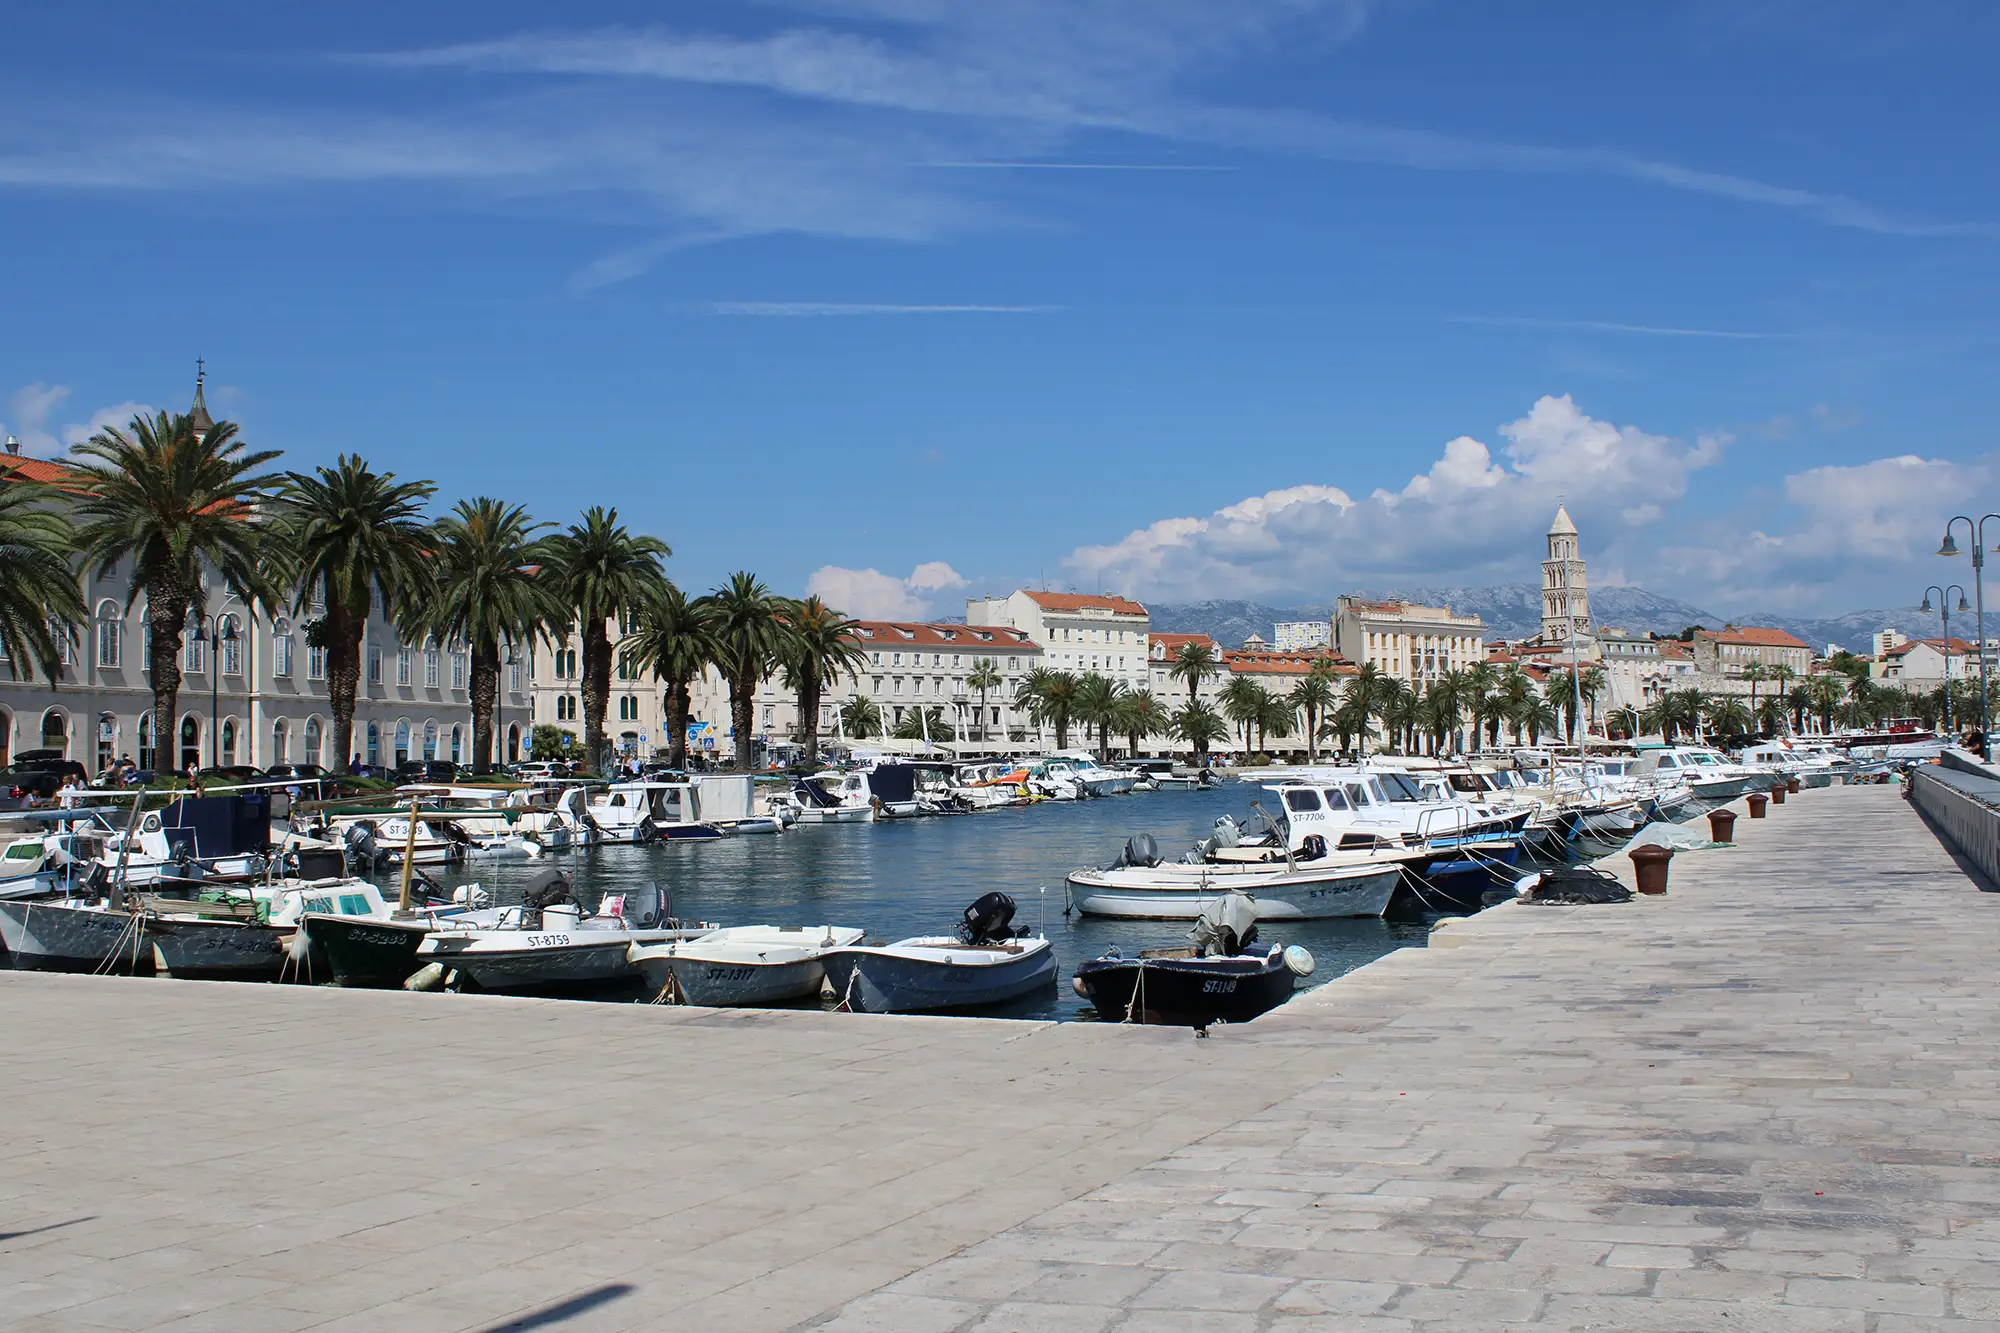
420, 783, 1431, 1022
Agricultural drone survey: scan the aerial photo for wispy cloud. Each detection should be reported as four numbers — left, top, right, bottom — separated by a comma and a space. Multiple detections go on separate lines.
927, 161, 1234, 171
699, 301, 1057, 316
1446, 315, 1793, 340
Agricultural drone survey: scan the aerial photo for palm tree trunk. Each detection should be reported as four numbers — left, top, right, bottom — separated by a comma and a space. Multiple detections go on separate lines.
469, 639, 500, 773
665, 677, 691, 769
799, 671, 822, 769
579, 620, 613, 773
730, 673, 756, 773
325, 605, 361, 776
148, 581, 191, 773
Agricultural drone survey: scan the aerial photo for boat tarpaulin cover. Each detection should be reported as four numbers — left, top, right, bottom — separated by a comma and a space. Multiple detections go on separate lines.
866, 765, 917, 804
1187, 891, 1258, 955
161, 795, 271, 858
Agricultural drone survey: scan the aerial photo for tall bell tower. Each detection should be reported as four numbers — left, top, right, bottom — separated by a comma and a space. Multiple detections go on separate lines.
1541, 505, 1591, 645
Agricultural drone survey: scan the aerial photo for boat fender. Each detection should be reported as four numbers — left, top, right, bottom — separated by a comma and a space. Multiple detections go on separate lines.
404, 962, 449, 992
1071, 976, 1091, 998
1282, 945, 1315, 978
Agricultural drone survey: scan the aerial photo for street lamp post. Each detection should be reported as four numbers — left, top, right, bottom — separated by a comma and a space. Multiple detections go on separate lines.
197, 612, 239, 769
1920, 584, 1970, 734
1938, 515, 2000, 744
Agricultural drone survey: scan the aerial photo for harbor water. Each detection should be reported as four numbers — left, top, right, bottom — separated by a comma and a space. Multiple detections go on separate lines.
419, 783, 1433, 1022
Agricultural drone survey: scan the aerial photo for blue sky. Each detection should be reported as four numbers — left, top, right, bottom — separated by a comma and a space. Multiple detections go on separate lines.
3, 1, 1996, 620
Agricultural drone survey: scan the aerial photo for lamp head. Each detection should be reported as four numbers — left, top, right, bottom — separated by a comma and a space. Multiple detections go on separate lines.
1961, 594, 1973, 612
1940, 532, 1962, 557
1921, 596, 1933, 613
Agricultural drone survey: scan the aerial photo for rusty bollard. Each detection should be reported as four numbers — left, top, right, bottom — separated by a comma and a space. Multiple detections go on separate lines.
1787, 776, 1801, 795
1629, 844, 1673, 895
1769, 781, 1787, 806
1708, 807, 1738, 844
1746, 792, 1769, 819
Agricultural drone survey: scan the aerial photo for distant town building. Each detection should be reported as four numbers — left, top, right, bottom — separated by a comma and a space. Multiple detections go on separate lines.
1239, 633, 1270, 652
1594, 628, 1697, 711
1540, 505, 1594, 652
1272, 620, 1332, 652
1691, 626, 1813, 697
1872, 637, 1974, 686
1332, 596, 1485, 690
1872, 628, 1908, 658
1149, 633, 1224, 709
965, 591, 1150, 692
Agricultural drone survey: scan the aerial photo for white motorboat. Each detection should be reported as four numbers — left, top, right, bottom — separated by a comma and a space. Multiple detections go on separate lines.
949, 762, 1030, 809
693, 773, 794, 832
629, 924, 867, 1006
1631, 746, 1761, 803
0, 823, 108, 899
820, 893, 1057, 1013
1050, 752, 1139, 795
787, 771, 877, 824
1067, 856, 1406, 920
416, 875, 717, 991
587, 780, 723, 842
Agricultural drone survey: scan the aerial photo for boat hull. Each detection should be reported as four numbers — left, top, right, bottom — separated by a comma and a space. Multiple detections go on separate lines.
146, 917, 291, 980
1396, 843, 1523, 914
641, 954, 827, 1006
794, 806, 874, 825
306, 913, 431, 988
423, 937, 639, 991
1067, 864, 1401, 921
1075, 953, 1298, 1025
0, 900, 150, 972
822, 941, 1057, 1013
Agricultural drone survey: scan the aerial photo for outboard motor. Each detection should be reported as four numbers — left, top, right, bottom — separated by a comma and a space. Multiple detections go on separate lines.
1211, 816, 1241, 850
1187, 890, 1260, 957
1119, 833, 1161, 868
622, 880, 667, 930
959, 892, 1020, 946
1298, 834, 1328, 862
519, 869, 575, 930
343, 822, 387, 874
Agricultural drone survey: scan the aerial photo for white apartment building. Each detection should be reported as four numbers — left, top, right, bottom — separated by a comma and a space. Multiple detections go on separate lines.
1273, 620, 1332, 652
1331, 596, 1485, 690
1873, 628, 1908, 659
1149, 633, 1225, 709
1594, 628, 1697, 711
0, 402, 530, 775
965, 591, 1150, 689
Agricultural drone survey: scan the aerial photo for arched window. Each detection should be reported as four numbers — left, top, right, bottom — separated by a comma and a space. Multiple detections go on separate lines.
95, 600, 121, 669
40, 708, 68, 757
394, 721, 411, 765
304, 717, 323, 767
95, 714, 116, 775
137, 712, 154, 771
273, 619, 294, 678
219, 614, 243, 676
507, 724, 521, 763
220, 718, 238, 767
365, 720, 380, 767
422, 720, 439, 761
179, 715, 200, 772
272, 718, 289, 765
450, 725, 462, 764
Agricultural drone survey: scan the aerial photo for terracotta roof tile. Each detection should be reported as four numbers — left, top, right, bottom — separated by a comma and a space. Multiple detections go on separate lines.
1705, 626, 1809, 649
848, 620, 1038, 649
1022, 590, 1148, 615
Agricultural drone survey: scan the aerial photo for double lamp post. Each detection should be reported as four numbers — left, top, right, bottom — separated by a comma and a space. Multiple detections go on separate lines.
1938, 514, 2000, 743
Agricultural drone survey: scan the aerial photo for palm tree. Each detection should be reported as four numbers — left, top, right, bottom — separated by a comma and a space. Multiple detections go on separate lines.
1463, 661, 1499, 753
1426, 670, 1469, 754
779, 596, 867, 770
1171, 700, 1229, 765
1784, 684, 1813, 736
1705, 692, 1753, 741
892, 707, 955, 743
411, 498, 561, 773
1740, 664, 1769, 733
544, 508, 670, 772
1807, 674, 1845, 734
0, 481, 84, 684
966, 659, 1003, 742
1167, 640, 1219, 709
1608, 704, 1641, 740
70, 411, 282, 770
1075, 672, 1123, 760
1496, 666, 1536, 746
1257, 692, 1296, 753
1289, 666, 1338, 764
1342, 662, 1392, 755
1219, 676, 1266, 754
1520, 695, 1560, 745
621, 582, 718, 770
1756, 694, 1788, 736
701, 572, 789, 773
1377, 679, 1418, 753
1015, 667, 1081, 749
273, 456, 436, 774
838, 696, 882, 740
1115, 689, 1168, 757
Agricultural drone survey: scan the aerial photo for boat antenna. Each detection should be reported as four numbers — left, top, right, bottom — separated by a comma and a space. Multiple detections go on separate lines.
1038, 885, 1046, 938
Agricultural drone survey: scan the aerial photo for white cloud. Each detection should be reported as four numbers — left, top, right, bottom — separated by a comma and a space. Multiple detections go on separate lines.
806, 561, 968, 619
1, 384, 150, 458
1066, 394, 1721, 601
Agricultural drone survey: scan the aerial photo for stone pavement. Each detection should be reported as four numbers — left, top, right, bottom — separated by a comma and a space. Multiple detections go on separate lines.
2, 784, 1994, 1331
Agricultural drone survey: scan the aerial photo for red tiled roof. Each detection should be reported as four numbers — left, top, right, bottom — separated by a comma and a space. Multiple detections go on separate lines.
1223, 649, 1355, 677
1022, 590, 1147, 615
1657, 641, 1693, 659
0, 454, 86, 489
1705, 626, 1809, 649
1150, 632, 1215, 650
1884, 637, 1976, 657
848, 621, 1038, 649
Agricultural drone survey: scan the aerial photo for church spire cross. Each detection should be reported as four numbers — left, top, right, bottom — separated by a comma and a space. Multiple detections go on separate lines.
189, 358, 215, 433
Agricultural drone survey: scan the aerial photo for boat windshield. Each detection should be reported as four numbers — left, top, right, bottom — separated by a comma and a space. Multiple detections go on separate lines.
1375, 773, 1423, 803
1319, 787, 1351, 811
1343, 782, 1371, 808
1283, 789, 1322, 812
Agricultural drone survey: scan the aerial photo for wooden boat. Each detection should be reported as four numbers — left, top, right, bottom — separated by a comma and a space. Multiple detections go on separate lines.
630, 924, 867, 1006
819, 893, 1056, 1013
1072, 891, 1314, 1026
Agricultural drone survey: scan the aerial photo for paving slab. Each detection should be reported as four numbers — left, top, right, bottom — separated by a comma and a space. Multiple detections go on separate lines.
3, 783, 1992, 1331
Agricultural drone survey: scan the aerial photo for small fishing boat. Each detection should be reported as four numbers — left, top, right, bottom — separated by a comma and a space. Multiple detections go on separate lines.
586, 780, 723, 842
1073, 892, 1314, 1025
787, 771, 878, 824
301, 884, 499, 988
821, 893, 1057, 1013
1066, 833, 1412, 920
416, 874, 717, 992
630, 924, 867, 1006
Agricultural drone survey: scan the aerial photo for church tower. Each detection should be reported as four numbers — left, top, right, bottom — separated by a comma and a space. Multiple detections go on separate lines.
1541, 505, 1591, 644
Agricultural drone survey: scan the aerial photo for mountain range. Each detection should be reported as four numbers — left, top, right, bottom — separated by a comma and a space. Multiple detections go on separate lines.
1147, 584, 1954, 655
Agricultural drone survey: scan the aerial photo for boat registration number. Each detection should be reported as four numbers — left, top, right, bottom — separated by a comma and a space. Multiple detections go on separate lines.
703, 966, 756, 981
1202, 979, 1238, 993
524, 934, 571, 948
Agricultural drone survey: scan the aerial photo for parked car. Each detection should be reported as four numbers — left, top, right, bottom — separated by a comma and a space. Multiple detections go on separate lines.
395, 760, 463, 784
3, 759, 89, 800
196, 765, 265, 785
262, 763, 331, 782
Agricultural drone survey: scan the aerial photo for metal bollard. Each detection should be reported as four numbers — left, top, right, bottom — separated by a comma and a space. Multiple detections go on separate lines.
1629, 844, 1673, 894
1707, 808, 1738, 844
1746, 792, 1769, 818
1770, 782, 1786, 806
1787, 777, 1801, 795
